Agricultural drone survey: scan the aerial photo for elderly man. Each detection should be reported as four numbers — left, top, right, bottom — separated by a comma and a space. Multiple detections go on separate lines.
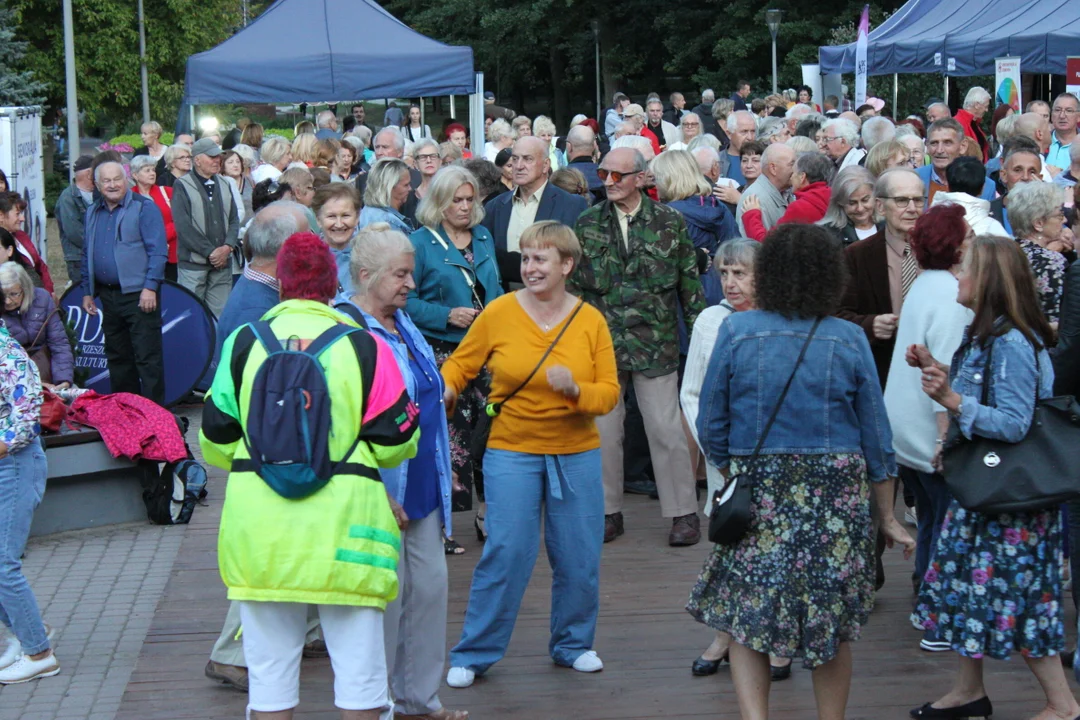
357, 128, 423, 211
54, 154, 95, 287
692, 89, 720, 136
483, 136, 587, 286
955, 87, 991, 161
605, 92, 630, 140
79, 161, 167, 403
735, 142, 795, 236
1053, 141, 1080, 189
926, 102, 951, 123
1047, 93, 1079, 173
784, 103, 813, 136
646, 99, 680, 149
720, 110, 757, 184
1012, 112, 1058, 182
730, 81, 751, 112
990, 141, 1045, 233
861, 116, 896, 153
172, 138, 239, 318
571, 147, 705, 547
1025, 99, 1051, 123
822, 117, 865, 170
916, 118, 995, 205
314, 110, 340, 140
823, 95, 841, 118
838, 167, 924, 386
693, 147, 721, 185
565, 124, 603, 201
622, 104, 662, 156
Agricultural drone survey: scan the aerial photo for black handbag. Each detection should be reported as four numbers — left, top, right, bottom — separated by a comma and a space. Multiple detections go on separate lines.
469, 301, 585, 459
708, 317, 820, 545
943, 343, 1080, 515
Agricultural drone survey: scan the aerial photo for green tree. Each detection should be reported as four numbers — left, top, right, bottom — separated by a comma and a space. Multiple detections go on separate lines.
0, 0, 45, 105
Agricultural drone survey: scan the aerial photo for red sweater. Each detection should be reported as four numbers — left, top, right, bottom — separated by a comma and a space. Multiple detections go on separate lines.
134, 185, 177, 264
954, 108, 989, 163
741, 182, 832, 241
14, 230, 53, 294
640, 127, 663, 157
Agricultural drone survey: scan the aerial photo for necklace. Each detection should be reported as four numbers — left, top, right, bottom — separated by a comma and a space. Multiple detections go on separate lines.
531, 295, 567, 331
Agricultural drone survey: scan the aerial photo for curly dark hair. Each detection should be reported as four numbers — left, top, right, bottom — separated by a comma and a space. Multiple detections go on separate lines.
910, 204, 967, 270
755, 224, 847, 318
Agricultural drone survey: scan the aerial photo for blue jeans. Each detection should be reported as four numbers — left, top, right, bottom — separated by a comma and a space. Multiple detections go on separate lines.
449, 448, 603, 673
900, 465, 952, 589
0, 441, 49, 655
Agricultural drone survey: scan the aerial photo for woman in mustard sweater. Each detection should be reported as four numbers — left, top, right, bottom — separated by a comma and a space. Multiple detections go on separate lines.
441, 221, 619, 688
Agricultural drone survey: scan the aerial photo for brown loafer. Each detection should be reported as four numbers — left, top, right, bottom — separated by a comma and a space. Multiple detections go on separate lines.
395, 709, 469, 720
604, 512, 624, 543
204, 660, 248, 691
669, 513, 701, 546
302, 638, 329, 658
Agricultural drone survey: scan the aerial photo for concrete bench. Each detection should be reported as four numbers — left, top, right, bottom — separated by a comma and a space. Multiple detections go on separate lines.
30, 430, 149, 537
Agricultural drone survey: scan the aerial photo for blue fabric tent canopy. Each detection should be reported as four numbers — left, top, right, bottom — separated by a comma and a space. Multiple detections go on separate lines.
819, 0, 1079, 76
182, 0, 474, 104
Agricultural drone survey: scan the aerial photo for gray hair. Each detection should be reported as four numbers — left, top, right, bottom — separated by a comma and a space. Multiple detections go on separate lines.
714, 237, 761, 270
349, 222, 416, 293
245, 201, 306, 260
785, 104, 813, 121
1007, 181, 1064, 239
232, 143, 257, 170
873, 166, 922, 199
1071, 140, 1080, 163
757, 117, 787, 142
163, 143, 191, 169
927, 102, 951, 118
711, 98, 735, 122
342, 135, 365, 158
415, 165, 485, 229
364, 158, 410, 208
93, 160, 125, 183
686, 134, 721, 153
994, 114, 1018, 143
727, 110, 757, 134
533, 115, 556, 137
317, 110, 337, 129
374, 127, 406, 153
410, 138, 439, 159
487, 118, 515, 143
795, 152, 835, 185
702, 89, 715, 104
861, 116, 896, 151
823, 118, 858, 147
260, 136, 291, 166
354, 125, 373, 145
786, 136, 818, 153
0, 261, 34, 314
963, 86, 991, 110
129, 154, 157, 175
611, 135, 653, 159
894, 124, 920, 140
692, 146, 721, 174
820, 166, 876, 229
650, 149, 711, 202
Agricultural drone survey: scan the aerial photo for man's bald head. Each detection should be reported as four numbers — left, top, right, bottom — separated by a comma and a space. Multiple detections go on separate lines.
511, 136, 551, 192
1014, 112, 1052, 153
565, 125, 596, 161
760, 143, 797, 190
839, 111, 862, 130
246, 201, 307, 262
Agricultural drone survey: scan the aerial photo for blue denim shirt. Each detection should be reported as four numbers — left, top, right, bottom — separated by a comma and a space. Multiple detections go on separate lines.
333, 294, 454, 532
949, 325, 1054, 443
697, 311, 897, 481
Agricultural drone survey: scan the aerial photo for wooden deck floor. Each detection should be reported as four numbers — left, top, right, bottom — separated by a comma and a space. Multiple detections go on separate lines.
116, 475, 1078, 720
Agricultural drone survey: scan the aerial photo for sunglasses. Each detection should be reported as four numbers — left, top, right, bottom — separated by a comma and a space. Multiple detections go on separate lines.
596, 169, 641, 183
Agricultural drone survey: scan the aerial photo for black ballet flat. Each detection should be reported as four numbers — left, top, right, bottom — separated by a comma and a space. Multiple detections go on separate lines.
909, 696, 992, 719
691, 652, 728, 676
769, 661, 792, 681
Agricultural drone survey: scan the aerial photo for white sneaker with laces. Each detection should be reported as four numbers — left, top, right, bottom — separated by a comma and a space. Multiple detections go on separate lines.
446, 666, 475, 688
572, 650, 604, 673
0, 624, 56, 670
904, 507, 918, 526
0, 652, 60, 684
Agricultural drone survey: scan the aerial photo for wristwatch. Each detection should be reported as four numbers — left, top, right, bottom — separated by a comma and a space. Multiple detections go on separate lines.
950, 400, 963, 417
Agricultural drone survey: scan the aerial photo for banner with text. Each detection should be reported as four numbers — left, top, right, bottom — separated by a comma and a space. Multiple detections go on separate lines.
994, 57, 1022, 111
1068, 57, 1080, 98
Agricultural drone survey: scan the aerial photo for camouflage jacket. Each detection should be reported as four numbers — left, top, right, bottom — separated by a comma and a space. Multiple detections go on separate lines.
570, 193, 705, 376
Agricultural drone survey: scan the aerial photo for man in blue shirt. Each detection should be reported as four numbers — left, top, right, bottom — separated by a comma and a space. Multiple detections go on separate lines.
80, 161, 168, 404
1047, 93, 1078, 173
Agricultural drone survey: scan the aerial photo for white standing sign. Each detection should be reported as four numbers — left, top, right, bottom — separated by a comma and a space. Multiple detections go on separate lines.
0, 107, 47, 255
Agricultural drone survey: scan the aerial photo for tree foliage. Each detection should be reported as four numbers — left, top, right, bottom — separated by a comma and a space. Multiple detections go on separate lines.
0, 0, 45, 106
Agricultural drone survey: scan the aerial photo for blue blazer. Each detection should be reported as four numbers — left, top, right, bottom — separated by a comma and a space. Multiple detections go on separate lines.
916, 164, 995, 205
406, 224, 503, 344
481, 183, 588, 286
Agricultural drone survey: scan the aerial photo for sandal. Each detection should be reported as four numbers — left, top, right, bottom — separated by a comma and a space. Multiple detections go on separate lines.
443, 536, 466, 555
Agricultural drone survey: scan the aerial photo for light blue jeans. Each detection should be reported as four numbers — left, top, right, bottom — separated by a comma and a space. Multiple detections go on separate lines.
449, 448, 603, 673
0, 441, 49, 655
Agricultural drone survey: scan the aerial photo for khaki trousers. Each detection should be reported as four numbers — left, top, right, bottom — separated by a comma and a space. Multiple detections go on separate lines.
596, 371, 698, 518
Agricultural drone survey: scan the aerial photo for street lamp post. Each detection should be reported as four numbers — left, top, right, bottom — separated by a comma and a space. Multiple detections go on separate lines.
766, 9, 782, 96
591, 20, 601, 122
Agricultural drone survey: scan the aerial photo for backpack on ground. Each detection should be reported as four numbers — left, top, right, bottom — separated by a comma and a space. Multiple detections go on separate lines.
238, 320, 367, 499
142, 416, 210, 525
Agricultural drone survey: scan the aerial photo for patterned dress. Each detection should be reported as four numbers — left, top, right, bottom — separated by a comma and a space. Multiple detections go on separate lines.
686, 453, 876, 669
1018, 237, 1065, 324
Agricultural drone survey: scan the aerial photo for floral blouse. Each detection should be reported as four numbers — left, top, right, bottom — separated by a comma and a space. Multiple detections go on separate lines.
0, 325, 42, 451
1018, 237, 1066, 324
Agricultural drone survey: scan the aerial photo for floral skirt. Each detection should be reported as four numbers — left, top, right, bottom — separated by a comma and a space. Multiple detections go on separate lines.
686, 453, 875, 669
911, 498, 1064, 659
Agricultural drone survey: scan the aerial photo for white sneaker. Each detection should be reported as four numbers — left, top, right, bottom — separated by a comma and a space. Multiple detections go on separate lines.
446, 666, 475, 688
571, 650, 604, 673
0, 624, 52, 670
904, 507, 918, 526
0, 652, 60, 684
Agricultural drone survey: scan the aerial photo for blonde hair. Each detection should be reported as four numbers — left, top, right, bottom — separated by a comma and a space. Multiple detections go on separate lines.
650, 149, 711, 202
314, 138, 341, 169
865, 140, 909, 177
533, 115, 556, 138
141, 121, 163, 140
519, 220, 581, 268
364, 158, 410, 208
291, 133, 319, 164
415, 165, 484, 229
350, 222, 416, 293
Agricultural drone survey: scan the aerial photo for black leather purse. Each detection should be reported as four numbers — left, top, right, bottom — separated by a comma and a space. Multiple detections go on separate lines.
709, 318, 820, 545
943, 343, 1080, 515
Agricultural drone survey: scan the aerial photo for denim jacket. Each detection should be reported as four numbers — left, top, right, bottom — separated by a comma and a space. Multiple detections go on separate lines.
949, 324, 1054, 443
333, 295, 454, 532
697, 311, 897, 481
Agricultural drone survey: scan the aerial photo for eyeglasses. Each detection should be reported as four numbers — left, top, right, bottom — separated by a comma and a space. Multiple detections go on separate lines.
596, 169, 641, 183
416, 153, 440, 162
1052, 107, 1077, 116
881, 196, 922, 208
822, 136, 843, 143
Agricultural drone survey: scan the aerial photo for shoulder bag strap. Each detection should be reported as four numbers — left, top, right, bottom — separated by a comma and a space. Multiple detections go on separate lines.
29, 305, 61, 350
489, 300, 586, 415
748, 317, 822, 459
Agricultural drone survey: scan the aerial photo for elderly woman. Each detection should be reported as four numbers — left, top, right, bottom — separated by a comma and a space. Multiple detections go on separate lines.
0, 262, 73, 388
158, 143, 192, 189
818, 166, 879, 246
549, 167, 590, 202
687, 224, 913, 718
252, 136, 293, 184
291, 133, 319, 167
741, 152, 834, 241
910, 235, 1079, 720
680, 112, 703, 144
135, 120, 167, 161
511, 115, 532, 138
895, 125, 926, 169
221, 149, 253, 223
313, 183, 361, 294
738, 140, 766, 192
955, 86, 992, 162
333, 224, 466, 720
865, 139, 910, 178
331, 142, 357, 184
1008, 180, 1070, 327
411, 139, 441, 205
202, 232, 418, 720
0, 316, 55, 685
359, 158, 413, 234
443, 221, 619, 689
130, 154, 179, 281
483, 119, 515, 163
533, 115, 565, 170
409, 166, 503, 544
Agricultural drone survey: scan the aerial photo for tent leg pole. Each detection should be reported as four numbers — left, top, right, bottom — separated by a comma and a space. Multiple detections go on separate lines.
190, 104, 196, 133
420, 97, 425, 135
450, 95, 456, 120
63, 0, 79, 180
892, 73, 898, 117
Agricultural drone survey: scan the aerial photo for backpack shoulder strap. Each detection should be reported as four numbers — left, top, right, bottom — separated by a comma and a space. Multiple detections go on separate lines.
304, 323, 358, 358
333, 301, 369, 330
248, 321, 284, 354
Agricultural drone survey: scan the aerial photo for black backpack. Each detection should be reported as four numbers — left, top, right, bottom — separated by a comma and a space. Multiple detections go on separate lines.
141, 415, 209, 525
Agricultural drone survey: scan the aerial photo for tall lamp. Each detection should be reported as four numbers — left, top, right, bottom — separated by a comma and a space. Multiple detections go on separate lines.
766, 9, 782, 95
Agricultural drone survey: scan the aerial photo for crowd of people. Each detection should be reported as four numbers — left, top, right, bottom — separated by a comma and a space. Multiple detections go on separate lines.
0, 80, 1078, 720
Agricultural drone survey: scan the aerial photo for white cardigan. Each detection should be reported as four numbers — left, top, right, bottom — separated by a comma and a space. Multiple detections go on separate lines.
680, 301, 735, 514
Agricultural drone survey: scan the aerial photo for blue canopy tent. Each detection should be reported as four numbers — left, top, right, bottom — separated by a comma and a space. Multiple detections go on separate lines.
177, 0, 473, 135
